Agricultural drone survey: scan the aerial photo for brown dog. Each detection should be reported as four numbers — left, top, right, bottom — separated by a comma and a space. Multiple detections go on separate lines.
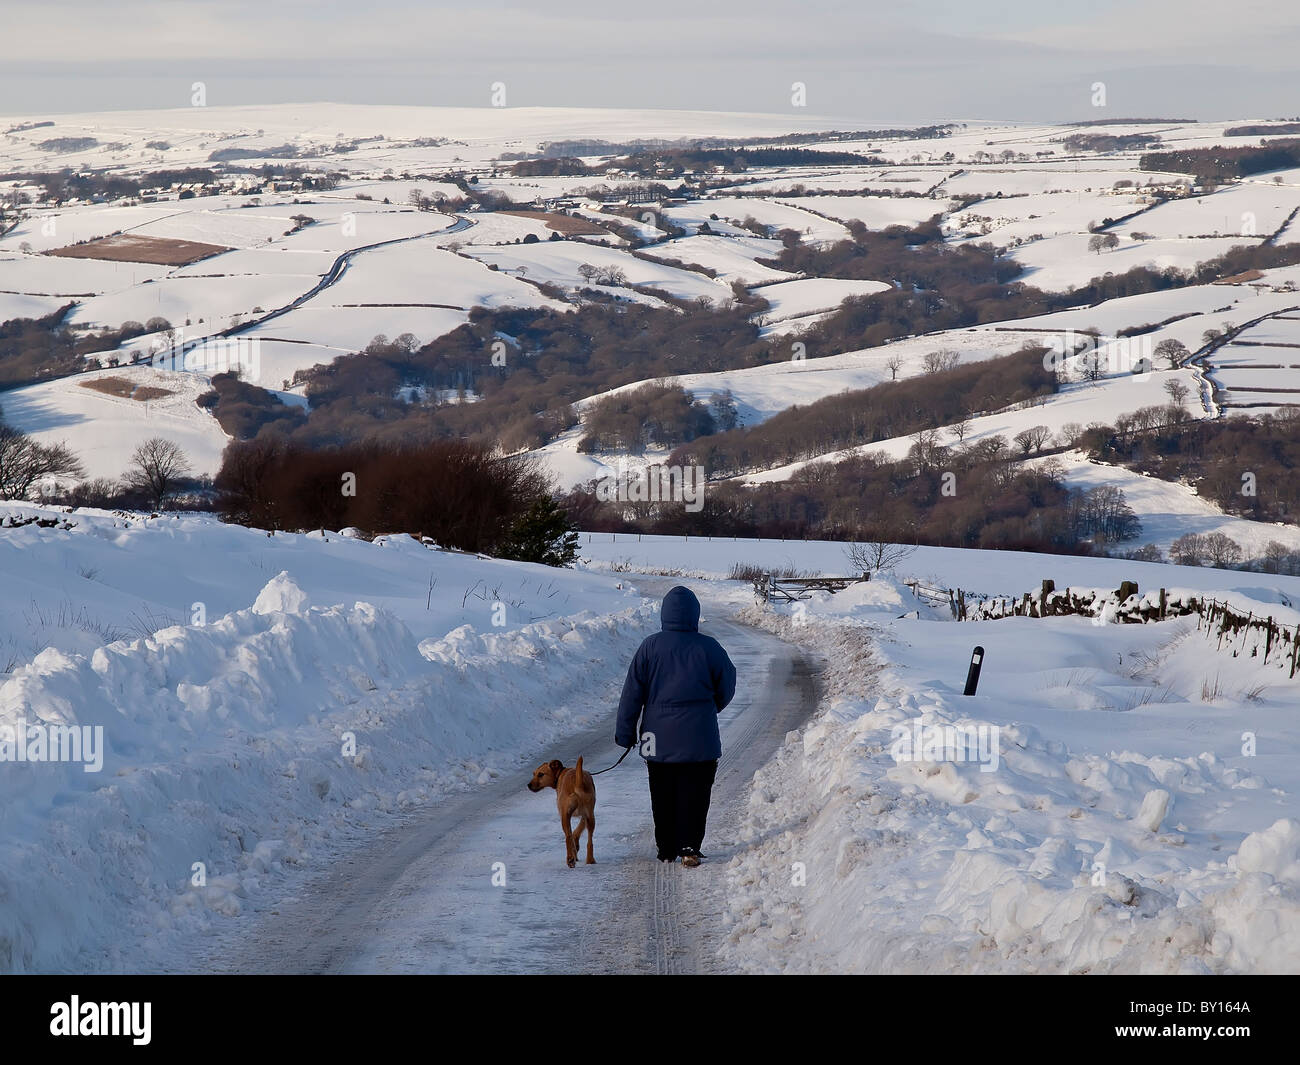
527, 757, 596, 868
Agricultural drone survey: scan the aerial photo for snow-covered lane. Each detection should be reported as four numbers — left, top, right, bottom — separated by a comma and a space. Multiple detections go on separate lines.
209, 612, 818, 974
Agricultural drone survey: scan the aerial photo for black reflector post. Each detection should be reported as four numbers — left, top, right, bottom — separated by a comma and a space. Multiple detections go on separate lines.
963, 646, 985, 696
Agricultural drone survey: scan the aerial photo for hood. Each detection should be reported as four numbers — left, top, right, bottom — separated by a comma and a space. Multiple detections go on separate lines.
660, 586, 701, 632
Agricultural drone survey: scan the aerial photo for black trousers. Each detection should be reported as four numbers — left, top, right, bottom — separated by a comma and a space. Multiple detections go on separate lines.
646, 759, 718, 859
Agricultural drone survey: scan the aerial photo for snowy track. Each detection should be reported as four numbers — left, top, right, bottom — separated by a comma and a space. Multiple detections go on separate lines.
207, 616, 818, 974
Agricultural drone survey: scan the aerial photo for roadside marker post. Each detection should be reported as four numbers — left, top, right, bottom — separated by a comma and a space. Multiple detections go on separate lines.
963, 646, 985, 696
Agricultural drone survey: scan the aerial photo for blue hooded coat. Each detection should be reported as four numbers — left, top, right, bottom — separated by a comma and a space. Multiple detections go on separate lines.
615, 586, 737, 762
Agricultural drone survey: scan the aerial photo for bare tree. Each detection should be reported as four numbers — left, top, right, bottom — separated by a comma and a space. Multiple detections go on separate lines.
845, 537, 916, 575
922, 349, 961, 374
884, 352, 903, 381
1056, 422, 1084, 449
907, 427, 947, 472
1170, 532, 1207, 566
1012, 424, 1052, 454
1070, 484, 1141, 544
0, 424, 85, 499
1202, 531, 1243, 568
1163, 379, 1191, 407
1153, 338, 1189, 368
123, 437, 192, 509
949, 417, 972, 443
1263, 540, 1292, 574
1077, 349, 1107, 383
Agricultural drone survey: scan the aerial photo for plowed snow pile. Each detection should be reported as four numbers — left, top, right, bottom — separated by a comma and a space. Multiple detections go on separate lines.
724, 577, 1299, 974
0, 507, 654, 973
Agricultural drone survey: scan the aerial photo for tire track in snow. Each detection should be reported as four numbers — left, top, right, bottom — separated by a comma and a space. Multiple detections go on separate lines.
203, 608, 819, 975
575, 615, 820, 975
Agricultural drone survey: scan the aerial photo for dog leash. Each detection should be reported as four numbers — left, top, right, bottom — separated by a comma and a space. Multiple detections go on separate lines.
588, 745, 634, 775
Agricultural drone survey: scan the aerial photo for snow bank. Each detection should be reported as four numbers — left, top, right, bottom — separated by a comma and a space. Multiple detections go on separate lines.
251, 571, 312, 614
0, 574, 655, 973
0, 504, 638, 676
718, 603, 1300, 973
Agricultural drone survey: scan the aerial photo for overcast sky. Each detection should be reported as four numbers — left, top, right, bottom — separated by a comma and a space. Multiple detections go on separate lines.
3, 0, 1298, 122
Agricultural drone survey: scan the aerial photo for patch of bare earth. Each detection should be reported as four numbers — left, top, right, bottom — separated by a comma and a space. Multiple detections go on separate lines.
497, 209, 607, 235
78, 376, 175, 401
47, 233, 228, 266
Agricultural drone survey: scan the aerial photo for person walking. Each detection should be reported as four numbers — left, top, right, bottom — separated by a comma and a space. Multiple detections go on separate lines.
615, 586, 737, 867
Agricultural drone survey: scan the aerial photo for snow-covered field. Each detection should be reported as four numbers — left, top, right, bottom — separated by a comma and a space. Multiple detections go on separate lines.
464, 240, 726, 302
1044, 453, 1300, 560
1114, 182, 1300, 241
752, 277, 892, 321
634, 235, 791, 285
4, 106, 1299, 525
576, 531, 1300, 605
942, 166, 1156, 198
1012, 234, 1261, 294
65, 273, 314, 334
0, 292, 68, 321
0, 364, 229, 479
947, 190, 1143, 243
1211, 311, 1300, 410
0, 254, 169, 295
321, 238, 562, 312
240, 305, 473, 358
529, 327, 1042, 490
662, 197, 850, 244
738, 368, 1206, 483
795, 194, 953, 230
